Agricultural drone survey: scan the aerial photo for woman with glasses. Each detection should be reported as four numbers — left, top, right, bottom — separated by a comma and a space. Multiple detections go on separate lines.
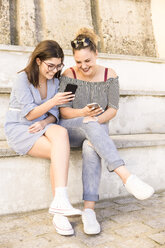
58, 28, 154, 235
4, 40, 81, 236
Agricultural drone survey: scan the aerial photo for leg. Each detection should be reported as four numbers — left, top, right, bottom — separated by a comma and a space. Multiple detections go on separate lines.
82, 140, 101, 209
82, 120, 154, 200
60, 119, 101, 207
82, 140, 101, 235
44, 125, 69, 188
28, 125, 81, 216
114, 166, 131, 184
60, 118, 154, 201
28, 125, 80, 236
28, 135, 55, 193
60, 117, 124, 171
60, 119, 101, 234
28, 125, 69, 194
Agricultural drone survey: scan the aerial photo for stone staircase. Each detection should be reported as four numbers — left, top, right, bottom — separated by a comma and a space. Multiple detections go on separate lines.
1, 45, 165, 215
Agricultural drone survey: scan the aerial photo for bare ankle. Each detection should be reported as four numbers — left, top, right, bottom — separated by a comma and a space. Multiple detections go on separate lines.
84, 201, 95, 210
114, 166, 131, 184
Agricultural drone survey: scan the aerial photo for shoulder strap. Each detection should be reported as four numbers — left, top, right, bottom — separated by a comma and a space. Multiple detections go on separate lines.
70, 67, 77, 79
104, 68, 108, 82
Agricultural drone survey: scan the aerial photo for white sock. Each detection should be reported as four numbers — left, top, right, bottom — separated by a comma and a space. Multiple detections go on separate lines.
51, 187, 73, 209
84, 208, 94, 213
55, 187, 68, 198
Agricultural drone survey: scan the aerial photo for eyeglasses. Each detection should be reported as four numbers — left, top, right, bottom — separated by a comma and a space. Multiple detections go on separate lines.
71, 38, 91, 49
43, 61, 64, 71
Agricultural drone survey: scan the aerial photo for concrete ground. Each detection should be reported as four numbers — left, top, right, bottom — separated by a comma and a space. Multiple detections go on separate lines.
0, 191, 165, 248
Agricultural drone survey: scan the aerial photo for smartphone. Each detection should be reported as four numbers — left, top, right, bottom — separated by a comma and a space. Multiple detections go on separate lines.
64, 84, 78, 94
87, 102, 100, 109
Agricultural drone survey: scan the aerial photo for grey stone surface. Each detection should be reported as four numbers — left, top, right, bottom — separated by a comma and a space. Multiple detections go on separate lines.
0, 0, 10, 44
17, 0, 37, 46
148, 232, 165, 245
99, 0, 157, 56
1, 138, 165, 215
0, 192, 164, 248
0, 1, 163, 57
42, 0, 92, 50
2, 134, 165, 157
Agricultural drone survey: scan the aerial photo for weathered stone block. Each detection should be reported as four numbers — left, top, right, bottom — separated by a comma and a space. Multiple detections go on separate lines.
42, 0, 93, 49
17, 0, 37, 46
0, 0, 10, 44
98, 0, 157, 56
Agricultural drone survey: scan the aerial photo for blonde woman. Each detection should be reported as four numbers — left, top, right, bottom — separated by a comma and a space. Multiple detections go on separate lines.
59, 28, 154, 235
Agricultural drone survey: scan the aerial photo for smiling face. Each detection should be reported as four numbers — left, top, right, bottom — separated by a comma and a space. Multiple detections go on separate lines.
74, 47, 97, 77
36, 57, 62, 81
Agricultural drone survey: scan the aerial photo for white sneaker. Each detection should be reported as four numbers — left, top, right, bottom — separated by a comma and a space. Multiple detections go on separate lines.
49, 196, 82, 216
124, 175, 155, 200
82, 209, 100, 235
53, 214, 74, 236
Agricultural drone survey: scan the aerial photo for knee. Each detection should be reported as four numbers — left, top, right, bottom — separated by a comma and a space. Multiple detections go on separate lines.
55, 126, 69, 141
47, 125, 68, 142
58, 126, 68, 136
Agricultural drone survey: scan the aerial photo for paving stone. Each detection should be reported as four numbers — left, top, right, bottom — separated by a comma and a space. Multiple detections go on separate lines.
0, 244, 13, 248
114, 223, 152, 238
95, 200, 118, 209
22, 223, 54, 236
42, 232, 76, 246
78, 231, 116, 247
110, 211, 143, 224
0, 192, 164, 248
0, 218, 30, 233
116, 203, 142, 212
113, 197, 139, 205
54, 242, 88, 248
115, 237, 157, 248
137, 195, 165, 207
25, 211, 51, 224
144, 217, 165, 229
99, 207, 120, 219
139, 208, 165, 220
0, 230, 29, 244
160, 191, 165, 197
12, 237, 53, 248
101, 219, 119, 231
148, 232, 165, 245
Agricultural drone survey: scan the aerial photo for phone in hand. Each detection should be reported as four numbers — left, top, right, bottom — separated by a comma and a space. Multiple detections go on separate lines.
87, 102, 100, 109
64, 84, 78, 94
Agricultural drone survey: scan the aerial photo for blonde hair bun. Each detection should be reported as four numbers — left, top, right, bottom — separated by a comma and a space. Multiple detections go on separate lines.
75, 27, 99, 47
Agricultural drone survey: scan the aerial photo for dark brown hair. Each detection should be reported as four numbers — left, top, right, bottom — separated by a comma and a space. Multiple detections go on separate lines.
21, 40, 64, 87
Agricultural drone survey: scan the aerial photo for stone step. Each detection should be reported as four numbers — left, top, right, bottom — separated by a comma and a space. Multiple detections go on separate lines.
1, 87, 165, 140
1, 134, 165, 215
110, 92, 165, 134
0, 44, 165, 91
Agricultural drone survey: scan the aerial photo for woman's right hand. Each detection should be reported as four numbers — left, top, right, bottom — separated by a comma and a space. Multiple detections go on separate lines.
81, 106, 104, 117
52, 92, 75, 105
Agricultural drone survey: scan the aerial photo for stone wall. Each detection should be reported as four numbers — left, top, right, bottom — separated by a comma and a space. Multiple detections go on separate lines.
0, 0, 157, 57
98, 0, 156, 56
151, 0, 165, 58
0, 0, 10, 44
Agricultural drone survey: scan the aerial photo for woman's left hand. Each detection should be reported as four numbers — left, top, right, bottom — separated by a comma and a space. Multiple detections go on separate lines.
28, 120, 46, 133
